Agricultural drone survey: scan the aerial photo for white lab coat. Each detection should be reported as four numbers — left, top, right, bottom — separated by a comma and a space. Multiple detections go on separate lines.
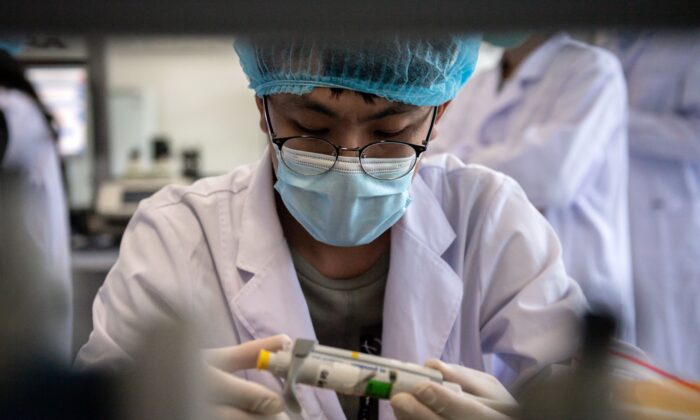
603, 31, 700, 379
430, 33, 635, 342
0, 87, 73, 360
76, 151, 587, 419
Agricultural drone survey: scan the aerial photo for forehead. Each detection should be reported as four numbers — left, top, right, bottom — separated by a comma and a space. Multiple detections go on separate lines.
270, 88, 422, 121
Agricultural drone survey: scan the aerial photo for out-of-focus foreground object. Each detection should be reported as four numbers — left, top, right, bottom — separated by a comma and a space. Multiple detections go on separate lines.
0, 172, 71, 371
0, 0, 698, 34
520, 313, 700, 420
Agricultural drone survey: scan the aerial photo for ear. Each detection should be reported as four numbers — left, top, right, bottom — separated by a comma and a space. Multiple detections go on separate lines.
435, 100, 452, 123
255, 96, 269, 135
429, 100, 452, 141
255, 96, 280, 173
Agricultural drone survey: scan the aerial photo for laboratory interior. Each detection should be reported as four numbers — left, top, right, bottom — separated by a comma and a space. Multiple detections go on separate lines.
1, 1, 699, 419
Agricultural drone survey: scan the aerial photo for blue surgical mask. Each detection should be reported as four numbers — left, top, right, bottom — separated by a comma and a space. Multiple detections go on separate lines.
483, 32, 531, 49
273, 148, 414, 247
0, 37, 26, 56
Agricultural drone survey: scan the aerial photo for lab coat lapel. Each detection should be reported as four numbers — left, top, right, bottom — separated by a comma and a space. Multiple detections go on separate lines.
230, 153, 314, 341
479, 35, 567, 145
229, 152, 345, 419
478, 69, 525, 145
379, 174, 463, 420
382, 174, 463, 366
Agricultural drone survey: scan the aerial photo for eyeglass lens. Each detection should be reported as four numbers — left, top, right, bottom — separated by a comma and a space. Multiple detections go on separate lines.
280, 137, 417, 179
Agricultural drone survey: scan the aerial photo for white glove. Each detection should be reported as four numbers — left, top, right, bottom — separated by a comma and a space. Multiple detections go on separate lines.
203, 335, 292, 420
391, 359, 517, 420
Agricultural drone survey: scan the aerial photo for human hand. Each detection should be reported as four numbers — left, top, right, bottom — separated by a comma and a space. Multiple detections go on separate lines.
391, 359, 517, 420
203, 335, 292, 420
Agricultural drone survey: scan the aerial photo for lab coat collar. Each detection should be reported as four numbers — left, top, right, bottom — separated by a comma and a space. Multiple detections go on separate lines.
397, 171, 457, 255
235, 151, 286, 274
232, 149, 319, 342
378, 173, 464, 419
382, 173, 462, 361
513, 32, 570, 84
232, 151, 342, 418
487, 32, 569, 118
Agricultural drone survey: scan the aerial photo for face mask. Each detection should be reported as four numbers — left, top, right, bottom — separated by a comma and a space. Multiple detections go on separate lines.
0, 38, 26, 56
273, 148, 414, 247
483, 32, 531, 49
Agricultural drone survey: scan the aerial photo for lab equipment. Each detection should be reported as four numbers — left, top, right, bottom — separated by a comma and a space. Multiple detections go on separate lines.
151, 136, 174, 178
234, 34, 481, 106
123, 148, 145, 179
181, 148, 200, 179
257, 339, 462, 413
258, 338, 521, 419
95, 177, 191, 219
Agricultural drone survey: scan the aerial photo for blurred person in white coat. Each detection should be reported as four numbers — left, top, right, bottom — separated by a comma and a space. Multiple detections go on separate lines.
0, 45, 73, 361
429, 32, 635, 343
602, 31, 700, 380
75, 35, 588, 420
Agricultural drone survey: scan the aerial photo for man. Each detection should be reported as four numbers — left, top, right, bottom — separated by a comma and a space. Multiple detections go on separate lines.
602, 31, 700, 380
76, 35, 586, 419
429, 32, 635, 343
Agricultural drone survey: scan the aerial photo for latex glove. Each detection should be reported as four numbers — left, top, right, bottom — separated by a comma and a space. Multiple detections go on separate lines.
203, 335, 292, 420
391, 359, 517, 420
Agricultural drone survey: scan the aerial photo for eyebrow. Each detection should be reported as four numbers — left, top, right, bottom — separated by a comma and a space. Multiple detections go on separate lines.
282, 96, 420, 122
362, 105, 419, 122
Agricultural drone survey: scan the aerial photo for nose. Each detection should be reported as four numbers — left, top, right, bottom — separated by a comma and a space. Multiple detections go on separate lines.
337, 146, 362, 157
335, 129, 366, 156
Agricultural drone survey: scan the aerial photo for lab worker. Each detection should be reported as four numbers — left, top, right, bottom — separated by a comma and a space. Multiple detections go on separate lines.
429, 32, 635, 343
76, 36, 587, 420
0, 46, 73, 361
602, 31, 700, 380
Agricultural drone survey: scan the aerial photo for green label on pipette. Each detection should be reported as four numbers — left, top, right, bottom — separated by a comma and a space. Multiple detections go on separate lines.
364, 380, 393, 399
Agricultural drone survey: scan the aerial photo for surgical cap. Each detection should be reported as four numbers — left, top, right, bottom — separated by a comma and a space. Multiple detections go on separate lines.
234, 35, 480, 106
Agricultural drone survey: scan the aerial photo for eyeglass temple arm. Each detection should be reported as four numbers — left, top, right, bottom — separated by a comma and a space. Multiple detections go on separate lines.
262, 96, 277, 139
422, 107, 439, 147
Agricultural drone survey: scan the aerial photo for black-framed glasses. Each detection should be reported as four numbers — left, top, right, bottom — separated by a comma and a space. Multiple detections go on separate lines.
263, 96, 438, 180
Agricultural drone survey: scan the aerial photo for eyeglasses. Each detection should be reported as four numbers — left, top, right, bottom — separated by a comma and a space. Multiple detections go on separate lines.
263, 96, 437, 180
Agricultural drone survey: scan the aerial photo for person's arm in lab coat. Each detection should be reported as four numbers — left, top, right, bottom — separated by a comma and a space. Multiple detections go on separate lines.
0, 89, 54, 172
627, 47, 700, 162
0, 90, 74, 362
74, 200, 193, 369
465, 52, 627, 209
475, 177, 588, 390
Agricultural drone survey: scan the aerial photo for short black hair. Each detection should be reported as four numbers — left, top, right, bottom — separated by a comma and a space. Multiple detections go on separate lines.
0, 50, 58, 141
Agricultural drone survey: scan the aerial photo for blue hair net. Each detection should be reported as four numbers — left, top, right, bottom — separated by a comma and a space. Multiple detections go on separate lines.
234, 35, 480, 106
